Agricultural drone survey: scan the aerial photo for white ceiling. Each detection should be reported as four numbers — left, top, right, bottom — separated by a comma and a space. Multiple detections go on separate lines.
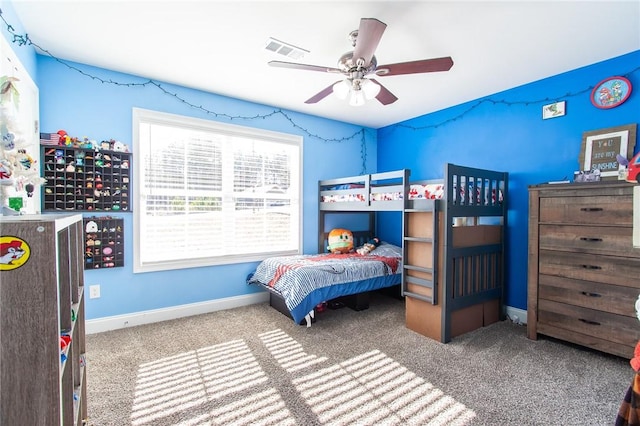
8, 0, 640, 129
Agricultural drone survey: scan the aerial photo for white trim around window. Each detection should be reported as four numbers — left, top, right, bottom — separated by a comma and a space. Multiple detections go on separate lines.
132, 108, 303, 273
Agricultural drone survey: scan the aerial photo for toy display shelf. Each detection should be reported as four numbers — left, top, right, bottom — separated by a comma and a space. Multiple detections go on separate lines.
83, 217, 124, 269
41, 144, 131, 212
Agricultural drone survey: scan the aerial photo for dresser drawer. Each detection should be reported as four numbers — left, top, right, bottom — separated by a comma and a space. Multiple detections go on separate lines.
539, 249, 640, 288
539, 195, 632, 225
539, 224, 639, 258
538, 274, 639, 317
538, 299, 640, 348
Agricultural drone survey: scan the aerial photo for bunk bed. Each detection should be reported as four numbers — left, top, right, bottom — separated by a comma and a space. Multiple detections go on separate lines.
401, 164, 508, 343
247, 170, 409, 326
249, 164, 508, 341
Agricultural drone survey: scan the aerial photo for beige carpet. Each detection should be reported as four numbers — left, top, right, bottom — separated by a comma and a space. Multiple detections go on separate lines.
85, 292, 632, 425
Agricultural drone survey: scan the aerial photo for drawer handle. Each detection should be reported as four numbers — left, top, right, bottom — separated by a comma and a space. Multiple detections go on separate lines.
580, 291, 601, 298
579, 318, 601, 326
579, 237, 603, 242
580, 207, 603, 212
581, 264, 602, 270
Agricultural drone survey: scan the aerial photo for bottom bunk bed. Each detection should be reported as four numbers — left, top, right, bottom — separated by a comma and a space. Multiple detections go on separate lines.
247, 232, 403, 326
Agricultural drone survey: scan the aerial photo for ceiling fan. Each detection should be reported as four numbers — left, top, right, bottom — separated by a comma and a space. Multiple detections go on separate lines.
268, 18, 454, 106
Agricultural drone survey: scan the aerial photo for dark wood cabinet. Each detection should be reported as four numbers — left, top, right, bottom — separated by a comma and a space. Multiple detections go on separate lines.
528, 182, 640, 358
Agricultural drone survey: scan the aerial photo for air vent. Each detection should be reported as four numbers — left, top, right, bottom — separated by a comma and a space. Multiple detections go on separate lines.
265, 37, 309, 60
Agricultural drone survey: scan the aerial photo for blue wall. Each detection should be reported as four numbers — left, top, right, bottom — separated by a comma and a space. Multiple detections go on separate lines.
377, 50, 640, 310
0, 0, 37, 78
34, 55, 376, 319
3, 5, 638, 317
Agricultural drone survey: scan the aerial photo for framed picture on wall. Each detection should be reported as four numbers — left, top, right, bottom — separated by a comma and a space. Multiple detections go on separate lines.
542, 101, 566, 119
590, 76, 632, 109
578, 124, 637, 180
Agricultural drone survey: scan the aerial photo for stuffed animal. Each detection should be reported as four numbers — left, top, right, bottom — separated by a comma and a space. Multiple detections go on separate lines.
356, 237, 381, 255
327, 228, 353, 253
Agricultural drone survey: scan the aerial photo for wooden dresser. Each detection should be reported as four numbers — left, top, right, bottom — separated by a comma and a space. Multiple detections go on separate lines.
528, 181, 640, 359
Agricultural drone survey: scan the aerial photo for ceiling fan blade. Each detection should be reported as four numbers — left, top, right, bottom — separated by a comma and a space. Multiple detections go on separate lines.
352, 18, 387, 68
269, 60, 341, 74
370, 79, 398, 105
304, 81, 342, 104
376, 56, 454, 76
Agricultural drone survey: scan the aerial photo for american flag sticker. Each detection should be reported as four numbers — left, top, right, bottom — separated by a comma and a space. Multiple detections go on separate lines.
39, 132, 60, 145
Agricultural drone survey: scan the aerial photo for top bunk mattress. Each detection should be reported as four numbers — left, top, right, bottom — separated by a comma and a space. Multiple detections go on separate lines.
321, 182, 503, 203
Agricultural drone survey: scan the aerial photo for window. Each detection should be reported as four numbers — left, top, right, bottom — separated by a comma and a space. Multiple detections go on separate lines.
133, 108, 302, 273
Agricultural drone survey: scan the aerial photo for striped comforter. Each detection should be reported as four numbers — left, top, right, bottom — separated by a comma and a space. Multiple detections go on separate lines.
248, 243, 402, 323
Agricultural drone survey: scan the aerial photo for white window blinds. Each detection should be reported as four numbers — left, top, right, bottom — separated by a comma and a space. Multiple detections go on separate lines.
133, 108, 302, 273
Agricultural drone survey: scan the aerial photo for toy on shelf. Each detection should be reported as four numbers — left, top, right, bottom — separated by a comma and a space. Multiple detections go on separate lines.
41, 137, 132, 212
83, 217, 124, 269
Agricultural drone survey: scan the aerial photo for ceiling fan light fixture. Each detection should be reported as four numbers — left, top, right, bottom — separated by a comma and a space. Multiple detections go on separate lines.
361, 79, 381, 100
349, 90, 366, 107
333, 80, 350, 100
269, 18, 453, 107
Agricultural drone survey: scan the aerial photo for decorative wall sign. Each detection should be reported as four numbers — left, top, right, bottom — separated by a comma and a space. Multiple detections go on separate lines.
542, 101, 566, 119
590, 76, 632, 109
579, 124, 637, 180
0, 235, 31, 270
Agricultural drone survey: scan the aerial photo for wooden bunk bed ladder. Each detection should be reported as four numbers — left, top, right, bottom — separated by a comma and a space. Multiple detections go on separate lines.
401, 201, 439, 305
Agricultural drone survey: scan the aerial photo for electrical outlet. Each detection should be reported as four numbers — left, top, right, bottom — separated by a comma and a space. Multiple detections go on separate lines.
89, 285, 101, 299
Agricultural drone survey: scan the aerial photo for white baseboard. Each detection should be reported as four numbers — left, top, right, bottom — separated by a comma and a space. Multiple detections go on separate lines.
86, 292, 269, 334
505, 305, 527, 325
87, 293, 526, 334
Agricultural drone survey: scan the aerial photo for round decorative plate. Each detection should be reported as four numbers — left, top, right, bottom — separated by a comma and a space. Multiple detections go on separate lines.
591, 76, 632, 109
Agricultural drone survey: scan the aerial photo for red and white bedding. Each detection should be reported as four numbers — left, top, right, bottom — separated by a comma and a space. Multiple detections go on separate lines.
322, 183, 503, 204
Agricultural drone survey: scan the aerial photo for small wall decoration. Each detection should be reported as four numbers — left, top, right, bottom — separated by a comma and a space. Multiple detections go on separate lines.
579, 124, 637, 180
0, 235, 31, 270
542, 101, 566, 119
590, 76, 632, 109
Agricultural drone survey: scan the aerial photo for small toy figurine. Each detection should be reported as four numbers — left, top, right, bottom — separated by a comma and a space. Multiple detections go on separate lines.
3, 131, 15, 150
95, 153, 104, 167
55, 150, 65, 164
112, 141, 127, 152
0, 158, 14, 185
85, 220, 98, 233
356, 237, 381, 255
75, 151, 85, 166
618, 152, 640, 183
